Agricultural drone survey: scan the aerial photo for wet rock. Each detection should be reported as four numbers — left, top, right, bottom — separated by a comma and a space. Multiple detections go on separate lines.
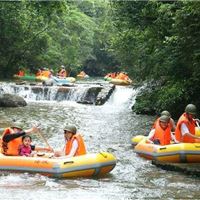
76, 86, 102, 104
15, 81, 27, 85
42, 79, 54, 86
77, 100, 93, 105
152, 160, 200, 176
0, 93, 27, 107
95, 84, 115, 105
57, 87, 71, 93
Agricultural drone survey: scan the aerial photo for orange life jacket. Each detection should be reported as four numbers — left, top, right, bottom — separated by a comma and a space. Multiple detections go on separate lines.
1, 128, 23, 156
65, 134, 86, 156
41, 70, 51, 78
78, 71, 86, 76
36, 71, 42, 77
175, 113, 196, 143
116, 73, 129, 80
152, 117, 174, 131
152, 120, 171, 145
17, 70, 25, 76
111, 73, 116, 78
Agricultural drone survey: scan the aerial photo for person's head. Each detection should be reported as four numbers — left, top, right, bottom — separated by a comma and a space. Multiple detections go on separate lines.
159, 115, 170, 130
161, 110, 171, 118
11, 122, 23, 133
185, 104, 197, 119
63, 125, 77, 140
22, 135, 32, 147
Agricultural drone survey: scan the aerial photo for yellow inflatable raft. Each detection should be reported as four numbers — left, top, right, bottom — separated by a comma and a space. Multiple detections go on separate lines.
35, 76, 49, 81
132, 127, 200, 147
109, 78, 132, 86
0, 152, 116, 178
134, 139, 200, 163
66, 77, 76, 83
132, 127, 200, 163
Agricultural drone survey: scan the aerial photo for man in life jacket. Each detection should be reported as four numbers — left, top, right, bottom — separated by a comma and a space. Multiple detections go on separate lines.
147, 115, 178, 145
16, 68, 25, 77
40, 68, 51, 78
160, 110, 176, 132
1, 123, 39, 156
175, 104, 200, 143
152, 110, 176, 132
54, 125, 86, 157
35, 68, 42, 77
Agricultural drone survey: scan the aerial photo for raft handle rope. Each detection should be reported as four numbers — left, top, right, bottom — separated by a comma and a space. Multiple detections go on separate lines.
100, 152, 107, 158
64, 161, 74, 164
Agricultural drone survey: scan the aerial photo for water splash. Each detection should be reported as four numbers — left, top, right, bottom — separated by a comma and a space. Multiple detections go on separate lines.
0, 83, 97, 103
105, 85, 144, 109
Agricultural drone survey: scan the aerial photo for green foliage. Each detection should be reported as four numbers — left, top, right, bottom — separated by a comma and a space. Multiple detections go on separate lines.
133, 81, 187, 118
0, 0, 117, 78
110, 1, 200, 116
1, 0, 200, 117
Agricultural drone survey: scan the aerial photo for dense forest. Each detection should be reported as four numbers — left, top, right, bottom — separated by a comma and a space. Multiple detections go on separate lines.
0, 0, 200, 117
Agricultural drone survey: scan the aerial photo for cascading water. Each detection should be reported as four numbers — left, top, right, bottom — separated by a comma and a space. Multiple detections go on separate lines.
0, 83, 101, 103
105, 85, 143, 109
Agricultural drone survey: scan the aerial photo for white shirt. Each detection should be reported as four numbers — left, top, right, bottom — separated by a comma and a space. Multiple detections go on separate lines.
180, 123, 189, 136
147, 129, 155, 140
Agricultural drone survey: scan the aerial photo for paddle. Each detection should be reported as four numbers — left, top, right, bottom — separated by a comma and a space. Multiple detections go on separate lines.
34, 123, 53, 151
196, 120, 200, 128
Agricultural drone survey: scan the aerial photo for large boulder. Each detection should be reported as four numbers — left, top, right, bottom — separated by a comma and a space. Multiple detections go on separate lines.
95, 84, 115, 105
0, 93, 27, 107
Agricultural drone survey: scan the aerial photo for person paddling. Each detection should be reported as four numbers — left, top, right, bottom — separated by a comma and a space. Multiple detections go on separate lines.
175, 104, 200, 143
54, 125, 86, 158
1, 123, 52, 156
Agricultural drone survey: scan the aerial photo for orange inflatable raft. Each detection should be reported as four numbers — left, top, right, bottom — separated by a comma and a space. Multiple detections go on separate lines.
109, 78, 132, 86
0, 152, 116, 178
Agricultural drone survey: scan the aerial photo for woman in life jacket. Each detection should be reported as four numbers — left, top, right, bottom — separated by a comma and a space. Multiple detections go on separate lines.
54, 125, 86, 157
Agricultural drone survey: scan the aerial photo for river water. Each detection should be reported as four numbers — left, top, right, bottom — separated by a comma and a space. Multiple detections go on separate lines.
0, 80, 200, 200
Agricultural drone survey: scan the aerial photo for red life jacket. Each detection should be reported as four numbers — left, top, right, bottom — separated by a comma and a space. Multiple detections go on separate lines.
152, 120, 171, 145
1, 128, 22, 156
17, 70, 25, 76
65, 134, 86, 156
175, 113, 196, 143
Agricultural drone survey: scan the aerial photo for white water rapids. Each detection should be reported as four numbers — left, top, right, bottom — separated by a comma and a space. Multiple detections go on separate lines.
0, 80, 199, 200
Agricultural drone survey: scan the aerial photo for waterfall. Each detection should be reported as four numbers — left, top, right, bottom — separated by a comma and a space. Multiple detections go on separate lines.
105, 85, 145, 109
0, 83, 101, 104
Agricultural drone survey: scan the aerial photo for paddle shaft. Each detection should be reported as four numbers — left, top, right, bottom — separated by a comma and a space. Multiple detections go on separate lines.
196, 120, 200, 128
37, 130, 52, 150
